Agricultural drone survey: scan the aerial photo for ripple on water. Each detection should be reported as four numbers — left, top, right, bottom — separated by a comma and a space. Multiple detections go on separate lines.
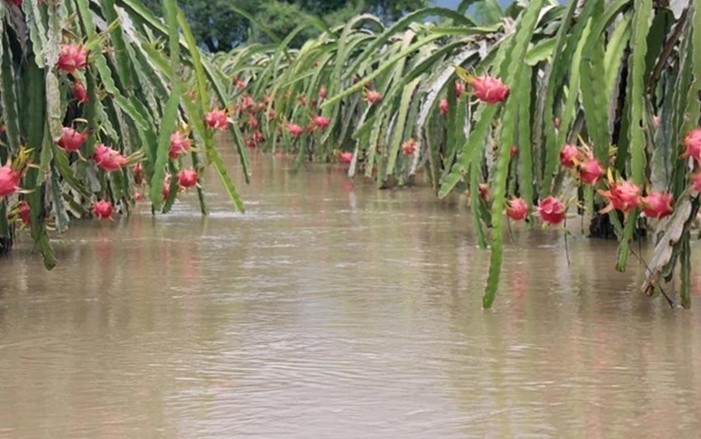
0, 152, 700, 438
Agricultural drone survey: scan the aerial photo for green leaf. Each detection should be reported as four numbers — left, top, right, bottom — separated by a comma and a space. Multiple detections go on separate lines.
616, 0, 652, 272
483, 0, 545, 309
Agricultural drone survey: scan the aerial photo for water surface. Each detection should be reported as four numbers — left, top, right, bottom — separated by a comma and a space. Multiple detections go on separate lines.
1, 150, 700, 438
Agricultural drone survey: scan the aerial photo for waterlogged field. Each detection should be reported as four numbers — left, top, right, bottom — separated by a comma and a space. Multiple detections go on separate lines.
1, 151, 701, 438
2, 0, 701, 436
1, 0, 700, 308
213, 0, 701, 308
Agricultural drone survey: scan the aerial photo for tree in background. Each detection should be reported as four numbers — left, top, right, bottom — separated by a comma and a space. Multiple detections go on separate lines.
249, 1, 323, 48
142, 0, 429, 51
141, 0, 248, 50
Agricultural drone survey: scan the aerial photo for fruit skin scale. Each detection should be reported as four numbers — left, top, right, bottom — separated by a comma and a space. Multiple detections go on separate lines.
537, 197, 566, 225
92, 200, 113, 219
0, 165, 21, 199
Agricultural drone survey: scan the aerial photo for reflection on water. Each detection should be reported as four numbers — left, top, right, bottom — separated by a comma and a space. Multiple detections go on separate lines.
1, 149, 700, 438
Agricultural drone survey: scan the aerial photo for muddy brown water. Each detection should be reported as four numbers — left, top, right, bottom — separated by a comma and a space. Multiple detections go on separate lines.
1, 149, 700, 438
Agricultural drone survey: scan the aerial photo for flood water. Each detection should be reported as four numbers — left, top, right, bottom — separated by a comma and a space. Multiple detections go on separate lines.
1, 148, 701, 438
